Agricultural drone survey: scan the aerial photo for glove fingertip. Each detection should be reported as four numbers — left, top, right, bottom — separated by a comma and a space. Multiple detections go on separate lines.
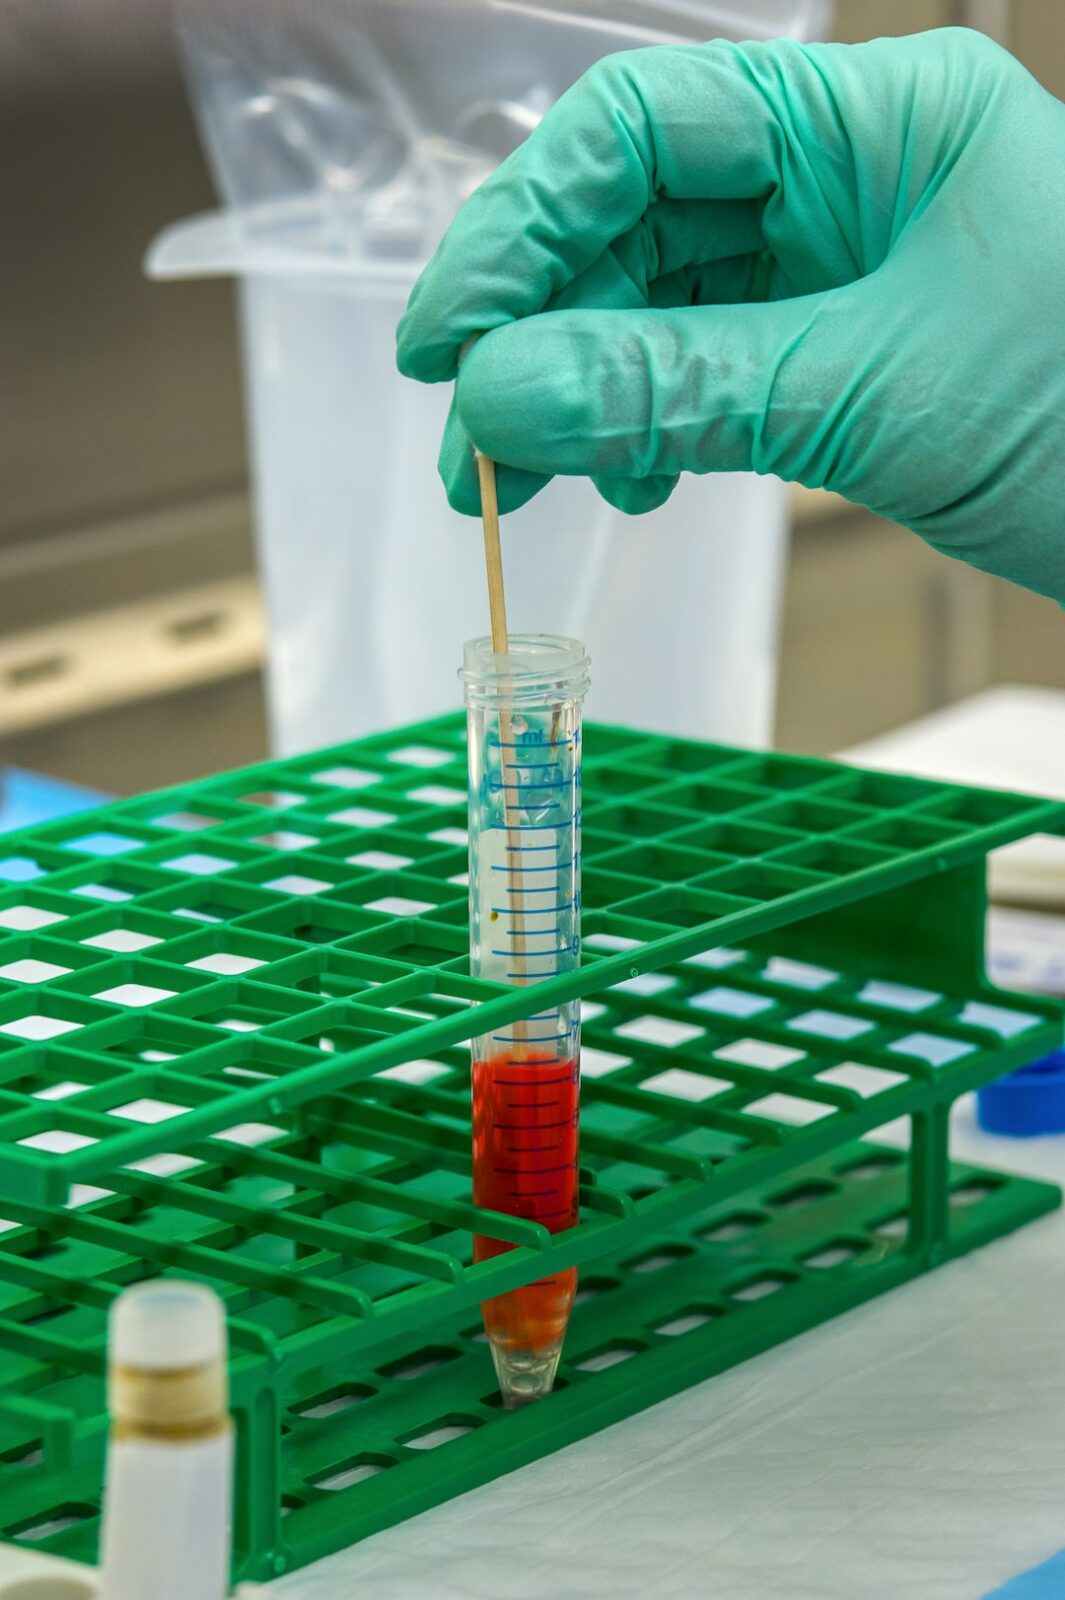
444, 463, 550, 517
439, 410, 551, 517
397, 344, 459, 384
494, 463, 553, 514
438, 457, 481, 517
593, 474, 679, 515
395, 305, 460, 383
438, 406, 482, 516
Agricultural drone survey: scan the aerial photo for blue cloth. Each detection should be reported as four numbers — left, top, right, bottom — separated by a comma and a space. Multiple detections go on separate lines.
0, 766, 106, 834
983, 1548, 1065, 1597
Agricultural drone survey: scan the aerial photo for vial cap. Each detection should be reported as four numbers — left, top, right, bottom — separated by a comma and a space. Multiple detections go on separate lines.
109, 1281, 226, 1372
977, 1050, 1065, 1137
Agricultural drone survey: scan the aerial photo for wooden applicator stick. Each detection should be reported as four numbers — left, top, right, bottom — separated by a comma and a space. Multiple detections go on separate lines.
476, 452, 509, 655
474, 451, 528, 1015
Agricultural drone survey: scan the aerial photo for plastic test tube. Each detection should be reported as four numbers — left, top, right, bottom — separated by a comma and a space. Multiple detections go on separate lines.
461, 635, 590, 1407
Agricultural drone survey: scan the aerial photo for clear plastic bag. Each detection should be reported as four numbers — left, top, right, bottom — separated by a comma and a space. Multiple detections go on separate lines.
150, 0, 827, 752
180, 0, 827, 210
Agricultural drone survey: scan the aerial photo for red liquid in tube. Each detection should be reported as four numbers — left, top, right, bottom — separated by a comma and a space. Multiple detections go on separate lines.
472, 1049, 579, 1361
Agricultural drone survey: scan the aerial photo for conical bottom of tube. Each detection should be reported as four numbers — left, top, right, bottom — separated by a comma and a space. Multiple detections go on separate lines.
490, 1342, 563, 1408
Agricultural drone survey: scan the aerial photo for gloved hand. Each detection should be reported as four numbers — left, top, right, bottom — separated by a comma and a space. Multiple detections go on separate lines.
396, 28, 1065, 602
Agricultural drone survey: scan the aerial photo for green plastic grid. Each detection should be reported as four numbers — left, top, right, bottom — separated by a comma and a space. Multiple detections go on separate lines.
0, 717, 1062, 1580
0, 1093, 1056, 1579
0, 715, 1062, 1203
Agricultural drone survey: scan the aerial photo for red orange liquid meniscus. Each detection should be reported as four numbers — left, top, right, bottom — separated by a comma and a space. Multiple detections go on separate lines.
472, 1050, 579, 1360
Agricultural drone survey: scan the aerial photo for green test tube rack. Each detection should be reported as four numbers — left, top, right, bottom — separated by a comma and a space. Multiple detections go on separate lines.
0, 715, 1062, 1583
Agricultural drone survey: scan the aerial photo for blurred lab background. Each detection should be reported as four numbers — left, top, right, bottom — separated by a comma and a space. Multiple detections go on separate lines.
1, 0, 1063, 817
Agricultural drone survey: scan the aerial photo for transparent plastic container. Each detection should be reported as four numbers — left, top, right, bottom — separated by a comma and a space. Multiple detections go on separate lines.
461, 634, 590, 1404
149, 0, 827, 753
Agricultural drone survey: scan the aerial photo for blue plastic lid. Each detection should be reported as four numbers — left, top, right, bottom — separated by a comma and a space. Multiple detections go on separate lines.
978, 1050, 1065, 1137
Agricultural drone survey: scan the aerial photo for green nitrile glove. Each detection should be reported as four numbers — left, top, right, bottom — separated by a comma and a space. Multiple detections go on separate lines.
396, 29, 1065, 601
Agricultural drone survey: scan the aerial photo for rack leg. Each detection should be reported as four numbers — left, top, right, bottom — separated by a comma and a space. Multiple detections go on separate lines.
908, 1102, 951, 1266
232, 1375, 283, 1583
